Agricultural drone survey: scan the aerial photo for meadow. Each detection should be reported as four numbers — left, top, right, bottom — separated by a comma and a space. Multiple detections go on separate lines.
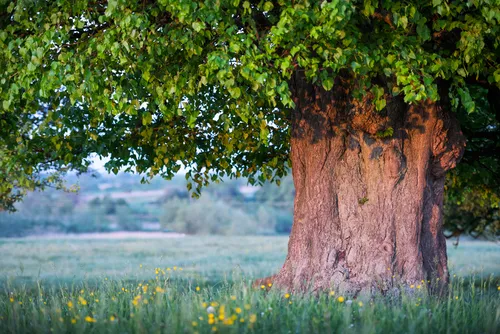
0, 236, 499, 333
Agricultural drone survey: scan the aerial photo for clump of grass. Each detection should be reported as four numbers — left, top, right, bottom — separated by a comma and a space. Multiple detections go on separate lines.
1, 269, 498, 334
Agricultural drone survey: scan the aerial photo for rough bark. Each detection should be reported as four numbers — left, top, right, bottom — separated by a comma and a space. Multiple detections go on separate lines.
269, 75, 465, 296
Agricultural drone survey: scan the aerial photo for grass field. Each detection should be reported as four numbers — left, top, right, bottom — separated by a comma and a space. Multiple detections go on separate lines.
0, 236, 499, 333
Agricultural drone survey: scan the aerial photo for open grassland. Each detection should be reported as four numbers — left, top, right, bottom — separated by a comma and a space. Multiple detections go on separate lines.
0, 236, 499, 333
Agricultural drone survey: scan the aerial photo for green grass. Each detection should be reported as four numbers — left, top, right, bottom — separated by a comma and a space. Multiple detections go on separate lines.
0, 236, 499, 333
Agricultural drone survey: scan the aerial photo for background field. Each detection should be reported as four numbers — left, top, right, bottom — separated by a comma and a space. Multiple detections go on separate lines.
1, 236, 498, 286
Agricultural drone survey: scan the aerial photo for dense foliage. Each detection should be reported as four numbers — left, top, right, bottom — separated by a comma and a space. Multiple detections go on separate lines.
0, 0, 499, 236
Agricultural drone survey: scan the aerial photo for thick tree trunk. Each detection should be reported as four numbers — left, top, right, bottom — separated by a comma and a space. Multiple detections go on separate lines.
271, 76, 465, 295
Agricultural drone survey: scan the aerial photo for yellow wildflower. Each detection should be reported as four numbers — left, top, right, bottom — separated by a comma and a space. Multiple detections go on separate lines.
249, 314, 257, 323
71, 319, 77, 324
78, 296, 87, 306
155, 287, 165, 293
196, 286, 201, 291
337, 296, 345, 303
230, 295, 236, 300
240, 318, 245, 323
110, 316, 116, 321
417, 285, 421, 289
84, 316, 96, 323
208, 318, 215, 325
268, 283, 272, 287
260, 285, 265, 289
329, 291, 335, 296
67, 301, 73, 308
358, 301, 363, 307
285, 293, 290, 299
212, 326, 217, 332
235, 307, 242, 314
9, 297, 14, 303
410, 284, 415, 289
173, 266, 178, 271
192, 321, 198, 327
244, 304, 251, 310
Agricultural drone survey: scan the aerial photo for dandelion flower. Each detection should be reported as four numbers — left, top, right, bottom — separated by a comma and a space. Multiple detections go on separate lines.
196, 286, 200, 292
71, 319, 77, 324
338, 296, 345, 303
9, 298, 14, 303
329, 291, 335, 296
235, 307, 242, 314
260, 285, 265, 289
84, 316, 96, 323
358, 301, 363, 307
192, 321, 198, 327
285, 293, 290, 299
417, 285, 421, 289
410, 284, 415, 289
230, 295, 236, 300
110, 316, 116, 321
67, 301, 73, 308
268, 283, 272, 287
249, 314, 257, 323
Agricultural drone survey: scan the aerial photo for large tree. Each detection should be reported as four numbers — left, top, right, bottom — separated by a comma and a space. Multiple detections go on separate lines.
1, 0, 499, 294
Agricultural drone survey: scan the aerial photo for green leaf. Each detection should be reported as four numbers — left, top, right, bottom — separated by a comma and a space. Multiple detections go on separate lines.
322, 77, 334, 91
142, 112, 152, 126
192, 21, 205, 32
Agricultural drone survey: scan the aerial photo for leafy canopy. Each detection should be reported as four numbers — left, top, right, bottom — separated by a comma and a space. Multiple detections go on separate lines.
0, 0, 499, 220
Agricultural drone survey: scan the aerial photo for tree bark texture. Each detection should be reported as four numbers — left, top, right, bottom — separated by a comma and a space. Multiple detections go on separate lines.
272, 75, 466, 295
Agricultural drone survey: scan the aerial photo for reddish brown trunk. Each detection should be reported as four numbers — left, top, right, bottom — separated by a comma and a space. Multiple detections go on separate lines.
270, 76, 465, 295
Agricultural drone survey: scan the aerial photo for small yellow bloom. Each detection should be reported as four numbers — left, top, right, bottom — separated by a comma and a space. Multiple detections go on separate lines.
230, 295, 236, 300
240, 318, 245, 323
337, 296, 345, 303
260, 285, 265, 289
59, 317, 64, 323
416, 285, 421, 289
329, 290, 335, 296
358, 301, 363, 307
268, 283, 272, 287
78, 297, 87, 306
235, 307, 242, 314
244, 304, 251, 310
210, 302, 219, 307
196, 286, 200, 291
218, 314, 224, 321
208, 318, 215, 325
71, 318, 77, 324
85, 316, 96, 323
289, 301, 292, 304
212, 326, 217, 332
9, 297, 14, 303
497, 286, 500, 291
192, 321, 198, 327
249, 314, 257, 323
95, 299, 99, 303
155, 287, 165, 293
67, 301, 73, 308
285, 293, 290, 299
410, 284, 415, 289
173, 266, 178, 271
80, 289, 84, 294
110, 316, 116, 321
202, 302, 208, 308
455, 296, 459, 300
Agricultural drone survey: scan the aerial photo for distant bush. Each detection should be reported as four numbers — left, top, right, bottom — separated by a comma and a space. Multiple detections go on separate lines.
161, 195, 260, 235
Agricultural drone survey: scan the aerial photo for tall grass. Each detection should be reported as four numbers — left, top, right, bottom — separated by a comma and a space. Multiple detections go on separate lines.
0, 271, 499, 334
